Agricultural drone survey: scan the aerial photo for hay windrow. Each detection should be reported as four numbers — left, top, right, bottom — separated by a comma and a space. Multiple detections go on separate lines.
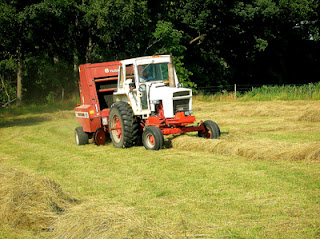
0, 166, 169, 238
298, 110, 320, 122
49, 200, 169, 239
195, 100, 320, 120
171, 135, 320, 161
0, 166, 78, 231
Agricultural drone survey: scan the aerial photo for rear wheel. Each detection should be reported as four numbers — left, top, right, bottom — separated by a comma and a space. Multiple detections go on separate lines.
109, 102, 138, 148
75, 126, 89, 145
142, 126, 164, 150
198, 120, 220, 139
132, 117, 142, 146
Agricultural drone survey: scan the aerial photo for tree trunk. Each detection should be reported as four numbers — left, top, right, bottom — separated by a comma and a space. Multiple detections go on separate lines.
85, 36, 93, 63
74, 55, 79, 94
1, 74, 11, 108
16, 58, 22, 106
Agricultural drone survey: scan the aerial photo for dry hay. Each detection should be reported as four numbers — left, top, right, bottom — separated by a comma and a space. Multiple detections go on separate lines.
171, 135, 320, 161
194, 100, 320, 121
296, 101, 320, 122
0, 166, 78, 231
298, 110, 320, 122
0, 166, 168, 238
49, 200, 169, 239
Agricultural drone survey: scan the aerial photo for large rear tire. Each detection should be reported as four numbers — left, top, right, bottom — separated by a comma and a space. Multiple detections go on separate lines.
75, 126, 89, 145
132, 117, 142, 146
198, 120, 220, 139
142, 126, 164, 150
109, 101, 138, 148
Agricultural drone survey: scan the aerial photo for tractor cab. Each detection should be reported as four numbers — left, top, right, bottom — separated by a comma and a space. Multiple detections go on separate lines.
115, 55, 191, 119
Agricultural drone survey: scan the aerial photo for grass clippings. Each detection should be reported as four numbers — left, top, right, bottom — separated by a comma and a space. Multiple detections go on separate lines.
0, 165, 168, 238
0, 165, 78, 231
0, 100, 319, 238
171, 135, 320, 161
298, 110, 320, 122
49, 200, 169, 239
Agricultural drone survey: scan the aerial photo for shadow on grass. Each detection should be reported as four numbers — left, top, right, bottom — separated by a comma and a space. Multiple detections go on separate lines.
164, 131, 229, 149
0, 108, 75, 129
0, 116, 51, 128
0, 102, 76, 128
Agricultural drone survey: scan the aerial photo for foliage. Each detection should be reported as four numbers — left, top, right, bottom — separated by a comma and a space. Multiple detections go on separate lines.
0, 0, 319, 105
150, 20, 195, 88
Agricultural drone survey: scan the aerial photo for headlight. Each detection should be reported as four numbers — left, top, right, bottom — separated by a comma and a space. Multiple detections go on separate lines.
184, 110, 194, 116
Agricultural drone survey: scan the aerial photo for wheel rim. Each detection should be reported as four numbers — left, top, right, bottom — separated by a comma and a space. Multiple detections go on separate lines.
204, 129, 211, 139
111, 115, 122, 143
95, 129, 106, 145
148, 134, 155, 146
145, 132, 155, 148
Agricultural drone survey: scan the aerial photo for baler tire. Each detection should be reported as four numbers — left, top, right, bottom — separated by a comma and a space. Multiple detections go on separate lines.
75, 126, 89, 145
142, 126, 164, 150
198, 120, 220, 139
109, 102, 137, 148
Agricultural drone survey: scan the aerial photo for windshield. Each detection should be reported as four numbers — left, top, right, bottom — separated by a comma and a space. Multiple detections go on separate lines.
138, 63, 169, 83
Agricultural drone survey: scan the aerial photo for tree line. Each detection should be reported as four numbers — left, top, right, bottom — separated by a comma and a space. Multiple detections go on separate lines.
0, 0, 319, 106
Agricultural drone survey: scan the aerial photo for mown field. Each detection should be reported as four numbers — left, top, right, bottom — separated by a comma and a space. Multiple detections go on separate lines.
0, 99, 319, 238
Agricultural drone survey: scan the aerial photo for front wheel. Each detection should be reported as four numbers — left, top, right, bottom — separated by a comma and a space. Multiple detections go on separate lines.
142, 126, 164, 150
198, 120, 220, 139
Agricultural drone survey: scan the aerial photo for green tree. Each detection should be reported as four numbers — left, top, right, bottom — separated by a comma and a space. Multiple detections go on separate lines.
148, 20, 194, 88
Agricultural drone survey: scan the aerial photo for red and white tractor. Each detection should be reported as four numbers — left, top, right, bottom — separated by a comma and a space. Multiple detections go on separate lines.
74, 55, 220, 150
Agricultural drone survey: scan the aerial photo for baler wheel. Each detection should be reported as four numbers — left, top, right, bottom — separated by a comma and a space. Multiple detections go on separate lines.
142, 126, 164, 150
75, 126, 89, 145
109, 102, 137, 148
198, 120, 220, 139
94, 128, 106, 146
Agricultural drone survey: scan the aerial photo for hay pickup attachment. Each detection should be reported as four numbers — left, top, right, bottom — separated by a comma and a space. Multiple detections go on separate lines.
74, 55, 220, 150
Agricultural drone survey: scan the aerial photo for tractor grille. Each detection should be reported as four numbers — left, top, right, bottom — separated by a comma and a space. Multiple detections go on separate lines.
173, 91, 190, 97
173, 99, 189, 114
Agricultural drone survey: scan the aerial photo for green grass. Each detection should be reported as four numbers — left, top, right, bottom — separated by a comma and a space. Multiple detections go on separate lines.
0, 101, 319, 238
195, 82, 320, 102
242, 82, 320, 101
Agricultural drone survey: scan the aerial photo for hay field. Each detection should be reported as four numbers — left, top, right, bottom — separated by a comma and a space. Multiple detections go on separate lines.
176, 99, 320, 161
0, 100, 319, 238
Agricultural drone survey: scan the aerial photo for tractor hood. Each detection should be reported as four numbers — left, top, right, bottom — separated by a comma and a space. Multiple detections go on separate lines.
149, 83, 192, 118
149, 83, 192, 101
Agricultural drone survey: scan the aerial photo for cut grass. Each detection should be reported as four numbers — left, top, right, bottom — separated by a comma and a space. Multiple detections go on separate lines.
0, 100, 319, 238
